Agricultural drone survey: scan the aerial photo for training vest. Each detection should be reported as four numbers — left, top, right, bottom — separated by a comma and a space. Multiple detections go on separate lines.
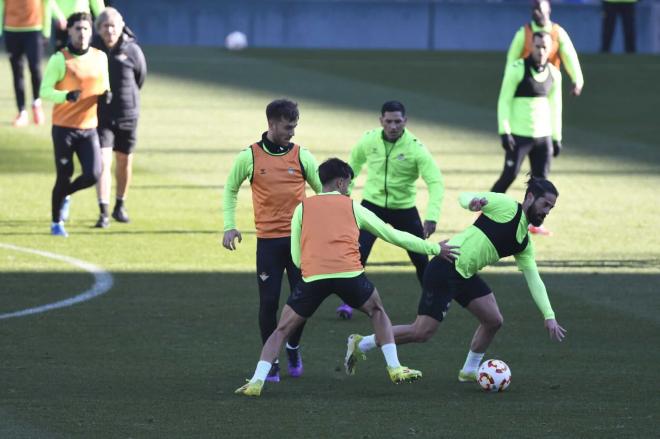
53, 48, 107, 129
250, 143, 306, 238
522, 23, 561, 69
4, 0, 42, 29
300, 195, 362, 278
473, 203, 529, 258
514, 57, 554, 98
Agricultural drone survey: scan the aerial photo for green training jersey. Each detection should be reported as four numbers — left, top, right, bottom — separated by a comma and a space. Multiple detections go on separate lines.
348, 128, 444, 222
222, 141, 322, 232
498, 59, 562, 141
450, 192, 555, 319
291, 191, 441, 282
53, 0, 104, 21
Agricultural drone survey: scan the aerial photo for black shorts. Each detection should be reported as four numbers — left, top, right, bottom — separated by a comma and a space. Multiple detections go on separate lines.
417, 257, 492, 322
98, 119, 138, 154
287, 273, 375, 318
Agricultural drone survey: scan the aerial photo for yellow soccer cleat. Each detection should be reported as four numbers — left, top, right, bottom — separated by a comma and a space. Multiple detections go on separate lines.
344, 334, 366, 376
387, 366, 422, 384
457, 370, 477, 383
234, 379, 264, 397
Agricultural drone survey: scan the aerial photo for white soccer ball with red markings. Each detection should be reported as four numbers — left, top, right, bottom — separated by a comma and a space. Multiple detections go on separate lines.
477, 359, 511, 392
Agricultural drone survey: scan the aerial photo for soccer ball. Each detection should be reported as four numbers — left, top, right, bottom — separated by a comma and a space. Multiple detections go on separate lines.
477, 359, 511, 392
225, 31, 248, 51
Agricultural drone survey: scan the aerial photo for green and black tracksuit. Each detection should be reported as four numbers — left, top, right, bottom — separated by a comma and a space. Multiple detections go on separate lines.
492, 57, 562, 193
349, 128, 444, 284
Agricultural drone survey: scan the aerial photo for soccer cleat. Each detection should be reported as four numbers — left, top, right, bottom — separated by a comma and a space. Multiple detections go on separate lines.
387, 365, 422, 384
336, 303, 353, 320
112, 205, 130, 223
266, 362, 280, 383
286, 346, 303, 378
50, 222, 68, 237
234, 379, 264, 397
94, 215, 110, 228
13, 110, 28, 127
32, 102, 45, 125
458, 370, 478, 382
60, 196, 71, 222
528, 224, 551, 236
344, 334, 366, 376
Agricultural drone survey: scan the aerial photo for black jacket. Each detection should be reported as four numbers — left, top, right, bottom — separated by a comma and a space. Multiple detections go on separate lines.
93, 27, 147, 123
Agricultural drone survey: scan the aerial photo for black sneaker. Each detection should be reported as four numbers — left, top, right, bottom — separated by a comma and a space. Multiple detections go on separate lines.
286, 346, 303, 378
94, 215, 109, 228
112, 205, 130, 223
266, 362, 280, 383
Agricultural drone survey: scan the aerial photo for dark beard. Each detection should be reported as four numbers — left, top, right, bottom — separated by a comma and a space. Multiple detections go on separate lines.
527, 206, 545, 227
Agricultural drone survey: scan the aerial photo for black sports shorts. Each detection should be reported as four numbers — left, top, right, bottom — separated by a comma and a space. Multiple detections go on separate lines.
98, 118, 138, 154
287, 273, 374, 318
417, 257, 492, 322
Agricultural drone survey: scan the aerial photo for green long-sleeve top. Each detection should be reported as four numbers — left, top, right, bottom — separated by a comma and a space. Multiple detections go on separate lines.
0, 0, 56, 37
40, 48, 110, 104
291, 191, 441, 282
53, 0, 104, 21
348, 128, 444, 222
498, 59, 562, 141
222, 139, 322, 232
448, 192, 555, 320
506, 21, 584, 90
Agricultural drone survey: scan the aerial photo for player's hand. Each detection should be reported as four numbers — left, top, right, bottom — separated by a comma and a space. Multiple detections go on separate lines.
58, 19, 67, 31
423, 220, 436, 238
222, 229, 242, 250
552, 140, 562, 157
65, 90, 81, 102
438, 239, 460, 263
544, 319, 566, 342
571, 84, 582, 97
500, 134, 516, 151
468, 197, 488, 212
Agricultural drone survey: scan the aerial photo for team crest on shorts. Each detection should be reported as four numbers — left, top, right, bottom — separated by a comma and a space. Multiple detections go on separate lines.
287, 167, 295, 174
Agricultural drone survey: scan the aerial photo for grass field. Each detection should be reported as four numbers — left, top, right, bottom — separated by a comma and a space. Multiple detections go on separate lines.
0, 47, 659, 438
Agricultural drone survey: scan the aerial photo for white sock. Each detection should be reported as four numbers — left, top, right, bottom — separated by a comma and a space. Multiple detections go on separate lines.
461, 350, 484, 373
250, 360, 272, 383
380, 343, 401, 368
285, 342, 299, 350
358, 334, 377, 353
33, 98, 42, 106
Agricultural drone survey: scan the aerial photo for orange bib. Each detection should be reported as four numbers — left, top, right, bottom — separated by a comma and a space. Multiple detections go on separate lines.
4, 0, 42, 29
300, 195, 363, 278
522, 23, 561, 69
250, 143, 306, 238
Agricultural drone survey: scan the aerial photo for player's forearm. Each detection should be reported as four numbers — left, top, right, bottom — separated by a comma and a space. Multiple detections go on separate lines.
222, 187, 239, 231
420, 155, 444, 221
290, 206, 303, 267
300, 149, 322, 194
559, 34, 584, 89
523, 269, 556, 320
360, 208, 439, 255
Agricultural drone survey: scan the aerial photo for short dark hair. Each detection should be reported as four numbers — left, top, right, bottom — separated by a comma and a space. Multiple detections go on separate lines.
525, 176, 558, 199
266, 99, 299, 122
67, 12, 93, 29
318, 158, 354, 185
381, 101, 406, 116
532, 31, 551, 41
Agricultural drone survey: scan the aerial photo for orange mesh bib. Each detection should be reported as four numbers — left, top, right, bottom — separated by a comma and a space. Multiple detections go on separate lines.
4, 0, 42, 29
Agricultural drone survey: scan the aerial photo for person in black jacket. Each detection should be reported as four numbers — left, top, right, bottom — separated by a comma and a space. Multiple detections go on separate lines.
92, 7, 146, 227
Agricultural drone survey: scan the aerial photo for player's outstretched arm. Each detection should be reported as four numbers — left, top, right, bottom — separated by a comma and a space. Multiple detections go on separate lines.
544, 318, 566, 342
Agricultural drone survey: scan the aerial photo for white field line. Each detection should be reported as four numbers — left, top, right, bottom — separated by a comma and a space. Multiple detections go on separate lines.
0, 243, 113, 320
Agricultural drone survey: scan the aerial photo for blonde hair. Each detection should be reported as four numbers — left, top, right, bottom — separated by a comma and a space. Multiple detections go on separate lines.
95, 7, 124, 32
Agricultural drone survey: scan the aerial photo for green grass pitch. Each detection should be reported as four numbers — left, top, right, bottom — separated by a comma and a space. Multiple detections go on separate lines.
0, 47, 658, 438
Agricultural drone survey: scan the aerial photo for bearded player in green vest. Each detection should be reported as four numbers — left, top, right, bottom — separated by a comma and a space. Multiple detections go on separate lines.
336, 101, 444, 319
344, 177, 566, 383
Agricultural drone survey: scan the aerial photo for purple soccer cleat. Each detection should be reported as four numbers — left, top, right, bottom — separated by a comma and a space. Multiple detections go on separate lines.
266, 362, 280, 383
336, 303, 353, 320
286, 346, 303, 378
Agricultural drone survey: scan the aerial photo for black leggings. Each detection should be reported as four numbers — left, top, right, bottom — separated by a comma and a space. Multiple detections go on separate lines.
358, 199, 428, 286
491, 135, 552, 194
601, 2, 636, 53
51, 126, 102, 222
4, 31, 43, 112
256, 237, 305, 346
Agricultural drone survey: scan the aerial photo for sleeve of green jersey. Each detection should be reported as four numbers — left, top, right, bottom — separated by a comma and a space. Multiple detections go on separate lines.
549, 66, 563, 142
557, 27, 584, 89
347, 135, 367, 195
39, 52, 69, 104
497, 62, 523, 135
300, 147, 322, 194
91, 0, 105, 16
0, 0, 4, 37
505, 27, 525, 64
458, 192, 517, 222
417, 145, 444, 222
521, 267, 556, 320
354, 201, 440, 255
222, 149, 253, 231
290, 203, 303, 268
50, 0, 65, 21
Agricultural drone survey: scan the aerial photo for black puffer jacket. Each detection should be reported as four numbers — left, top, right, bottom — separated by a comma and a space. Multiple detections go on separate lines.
93, 27, 147, 123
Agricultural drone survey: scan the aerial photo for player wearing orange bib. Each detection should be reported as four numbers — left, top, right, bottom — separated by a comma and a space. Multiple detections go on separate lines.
222, 99, 322, 382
